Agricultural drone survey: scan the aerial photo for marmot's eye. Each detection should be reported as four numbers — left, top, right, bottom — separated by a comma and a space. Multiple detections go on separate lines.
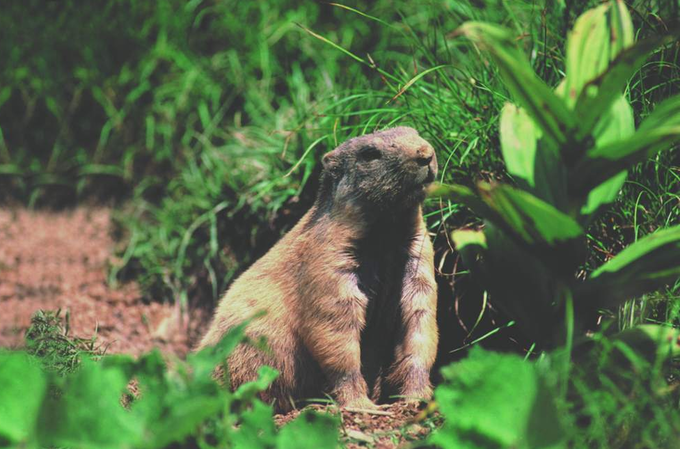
357, 146, 382, 162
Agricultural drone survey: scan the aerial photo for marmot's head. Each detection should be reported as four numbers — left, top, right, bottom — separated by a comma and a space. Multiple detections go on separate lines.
319, 127, 438, 212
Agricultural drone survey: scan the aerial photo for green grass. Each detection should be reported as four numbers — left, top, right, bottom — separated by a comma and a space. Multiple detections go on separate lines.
110, 0, 559, 305
2, 1, 677, 304
568, 324, 680, 448
24, 309, 101, 375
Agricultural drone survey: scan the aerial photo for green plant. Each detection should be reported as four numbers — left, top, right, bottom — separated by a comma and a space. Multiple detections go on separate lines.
0, 320, 339, 449
569, 325, 680, 448
429, 326, 680, 449
23, 309, 101, 375
434, 0, 680, 350
430, 347, 565, 449
427, 3, 680, 446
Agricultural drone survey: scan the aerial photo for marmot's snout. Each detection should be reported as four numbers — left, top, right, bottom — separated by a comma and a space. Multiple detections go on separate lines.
413, 144, 437, 185
385, 128, 438, 187
407, 142, 437, 187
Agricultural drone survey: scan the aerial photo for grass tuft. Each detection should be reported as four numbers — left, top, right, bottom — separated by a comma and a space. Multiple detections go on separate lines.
24, 309, 102, 375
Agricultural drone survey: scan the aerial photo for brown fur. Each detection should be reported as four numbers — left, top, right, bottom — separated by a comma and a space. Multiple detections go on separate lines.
197, 127, 439, 411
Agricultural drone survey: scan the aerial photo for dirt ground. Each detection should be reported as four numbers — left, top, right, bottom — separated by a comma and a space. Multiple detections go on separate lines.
0, 208, 206, 355
0, 207, 434, 448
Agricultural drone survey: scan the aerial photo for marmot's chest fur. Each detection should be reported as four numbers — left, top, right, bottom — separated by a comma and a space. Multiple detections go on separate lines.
353, 225, 417, 316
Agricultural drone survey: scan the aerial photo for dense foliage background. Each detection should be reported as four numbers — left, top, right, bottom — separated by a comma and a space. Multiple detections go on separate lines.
1, 0, 680, 447
2, 0, 678, 310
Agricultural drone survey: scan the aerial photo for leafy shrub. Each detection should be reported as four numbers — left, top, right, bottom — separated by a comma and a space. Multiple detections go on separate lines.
430, 347, 565, 449
426, 2, 680, 447
436, 0, 680, 349
430, 328, 680, 448
0, 319, 339, 448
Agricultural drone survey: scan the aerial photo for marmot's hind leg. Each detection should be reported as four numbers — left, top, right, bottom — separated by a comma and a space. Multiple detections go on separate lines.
228, 336, 310, 412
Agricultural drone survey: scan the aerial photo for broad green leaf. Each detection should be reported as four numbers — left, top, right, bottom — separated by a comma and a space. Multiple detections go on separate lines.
435, 182, 584, 272
428, 182, 497, 220
576, 225, 680, 307
143, 396, 223, 449
592, 95, 636, 147
451, 229, 487, 275
39, 357, 144, 449
608, 0, 635, 58
188, 320, 249, 383
593, 225, 680, 276
574, 34, 675, 141
119, 348, 236, 449
479, 184, 587, 276
122, 350, 174, 442
430, 348, 565, 449
500, 103, 539, 185
477, 183, 583, 247
234, 366, 279, 402
564, 3, 611, 108
578, 95, 634, 221
563, 0, 678, 146
579, 171, 627, 220
564, 1, 633, 105
571, 125, 680, 195
554, 78, 567, 99
638, 94, 680, 132
451, 229, 487, 251
230, 400, 277, 449
455, 22, 576, 146
99, 353, 138, 379
0, 164, 23, 175
563, 0, 633, 136
277, 410, 340, 449
500, 103, 566, 206
570, 95, 680, 196
126, 350, 233, 449
433, 182, 583, 246
0, 352, 46, 444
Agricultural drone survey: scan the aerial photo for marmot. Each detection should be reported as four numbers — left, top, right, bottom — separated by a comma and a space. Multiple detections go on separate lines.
197, 127, 439, 411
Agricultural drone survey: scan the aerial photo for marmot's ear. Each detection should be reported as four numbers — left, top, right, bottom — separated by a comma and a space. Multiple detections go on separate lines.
322, 150, 340, 172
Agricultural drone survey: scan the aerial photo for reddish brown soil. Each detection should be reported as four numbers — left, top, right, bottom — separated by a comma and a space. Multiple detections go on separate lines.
0, 208, 203, 356
0, 208, 436, 447
275, 402, 438, 448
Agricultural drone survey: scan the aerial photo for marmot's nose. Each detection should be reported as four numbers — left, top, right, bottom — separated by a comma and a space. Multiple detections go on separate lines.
415, 145, 435, 166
